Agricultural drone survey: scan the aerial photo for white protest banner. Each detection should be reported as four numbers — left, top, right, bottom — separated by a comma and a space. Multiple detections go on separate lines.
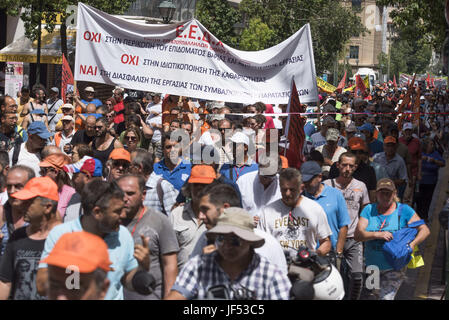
74, 3, 318, 104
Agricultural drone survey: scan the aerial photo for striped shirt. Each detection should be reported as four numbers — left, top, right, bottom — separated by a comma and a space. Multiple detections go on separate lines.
172, 251, 291, 300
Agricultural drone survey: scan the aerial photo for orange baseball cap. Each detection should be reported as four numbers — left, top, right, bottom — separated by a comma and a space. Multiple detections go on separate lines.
384, 136, 397, 144
279, 155, 289, 169
40, 153, 72, 170
11, 176, 59, 201
109, 148, 131, 162
41, 231, 112, 273
348, 137, 367, 151
188, 165, 217, 184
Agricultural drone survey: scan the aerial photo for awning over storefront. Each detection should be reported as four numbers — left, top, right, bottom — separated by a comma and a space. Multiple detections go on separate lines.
0, 26, 76, 65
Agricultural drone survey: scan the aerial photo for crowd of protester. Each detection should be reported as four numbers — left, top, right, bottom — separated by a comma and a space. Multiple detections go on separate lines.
0, 80, 446, 300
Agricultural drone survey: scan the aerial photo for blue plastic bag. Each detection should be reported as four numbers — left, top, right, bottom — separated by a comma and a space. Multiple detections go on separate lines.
382, 220, 425, 270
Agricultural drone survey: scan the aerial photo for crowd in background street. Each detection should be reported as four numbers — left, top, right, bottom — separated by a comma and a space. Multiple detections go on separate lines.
0, 80, 445, 300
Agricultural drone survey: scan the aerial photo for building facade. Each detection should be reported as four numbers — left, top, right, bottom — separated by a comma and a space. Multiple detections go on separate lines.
341, 0, 393, 82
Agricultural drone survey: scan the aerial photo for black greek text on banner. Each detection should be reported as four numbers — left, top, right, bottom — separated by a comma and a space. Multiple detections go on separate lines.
74, 2, 318, 104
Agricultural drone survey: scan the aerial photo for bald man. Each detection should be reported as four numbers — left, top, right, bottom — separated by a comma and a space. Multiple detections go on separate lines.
41, 145, 64, 159
70, 115, 97, 146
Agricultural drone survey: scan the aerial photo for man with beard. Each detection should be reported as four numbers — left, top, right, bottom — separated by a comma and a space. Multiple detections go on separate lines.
192, 183, 288, 274
36, 179, 151, 300
258, 168, 332, 258
117, 174, 178, 300
15, 122, 53, 176
0, 110, 27, 157
167, 207, 291, 300
91, 117, 123, 166
0, 176, 60, 300
323, 152, 370, 300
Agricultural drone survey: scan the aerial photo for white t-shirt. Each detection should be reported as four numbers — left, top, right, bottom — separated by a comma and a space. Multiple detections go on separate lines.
316, 145, 347, 173
145, 102, 162, 119
323, 178, 370, 237
236, 170, 282, 217
146, 115, 162, 143
0, 190, 8, 205
15, 143, 42, 177
258, 197, 332, 258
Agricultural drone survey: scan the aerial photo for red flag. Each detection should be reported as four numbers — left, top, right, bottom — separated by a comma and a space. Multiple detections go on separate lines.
413, 87, 421, 127
336, 71, 346, 93
355, 74, 366, 97
284, 78, 306, 169
431, 76, 435, 88
426, 73, 431, 88
393, 75, 398, 88
61, 54, 77, 103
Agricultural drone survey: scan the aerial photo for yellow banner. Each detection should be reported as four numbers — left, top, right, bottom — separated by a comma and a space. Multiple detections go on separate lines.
317, 77, 337, 93
41, 13, 64, 25
343, 76, 369, 92
0, 53, 62, 64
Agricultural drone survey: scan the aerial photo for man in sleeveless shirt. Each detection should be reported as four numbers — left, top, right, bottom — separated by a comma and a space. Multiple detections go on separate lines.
91, 117, 123, 165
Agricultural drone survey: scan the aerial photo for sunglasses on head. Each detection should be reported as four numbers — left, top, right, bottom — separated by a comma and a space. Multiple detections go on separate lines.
215, 234, 242, 247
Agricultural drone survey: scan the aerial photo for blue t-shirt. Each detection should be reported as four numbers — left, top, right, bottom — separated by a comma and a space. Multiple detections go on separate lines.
368, 139, 384, 156
421, 151, 445, 185
38, 217, 138, 300
304, 184, 350, 250
153, 159, 192, 191
361, 203, 415, 270
219, 162, 259, 183
81, 98, 102, 107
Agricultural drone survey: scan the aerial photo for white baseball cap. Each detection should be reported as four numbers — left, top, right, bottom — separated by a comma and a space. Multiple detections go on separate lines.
403, 122, 413, 131
85, 86, 95, 93
230, 132, 249, 145
61, 115, 74, 122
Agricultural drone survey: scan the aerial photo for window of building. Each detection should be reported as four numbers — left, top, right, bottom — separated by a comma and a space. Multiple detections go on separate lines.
349, 46, 359, 59
352, 0, 362, 10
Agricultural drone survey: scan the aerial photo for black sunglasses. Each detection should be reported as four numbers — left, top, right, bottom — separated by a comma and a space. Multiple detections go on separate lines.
112, 160, 130, 169
215, 234, 242, 247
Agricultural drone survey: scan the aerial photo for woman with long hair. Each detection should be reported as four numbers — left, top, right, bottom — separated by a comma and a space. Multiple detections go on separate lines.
122, 126, 142, 153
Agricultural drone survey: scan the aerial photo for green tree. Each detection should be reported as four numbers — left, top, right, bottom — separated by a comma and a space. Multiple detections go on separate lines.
376, 0, 446, 52
378, 36, 432, 80
195, 0, 241, 47
0, 0, 133, 83
239, 18, 274, 51
236, 0, 366, 75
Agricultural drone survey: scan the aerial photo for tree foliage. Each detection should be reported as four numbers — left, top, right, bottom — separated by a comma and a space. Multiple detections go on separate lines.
0, 0, 133, 42
239, 18, 274, 51
195, 0, 241, 47
196, 0, 366, 75
378, 36, 432, 80
376, 0, 446, 52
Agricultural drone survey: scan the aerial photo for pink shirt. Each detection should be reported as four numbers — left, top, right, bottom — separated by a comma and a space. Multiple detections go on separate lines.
58, 185, 77, 218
